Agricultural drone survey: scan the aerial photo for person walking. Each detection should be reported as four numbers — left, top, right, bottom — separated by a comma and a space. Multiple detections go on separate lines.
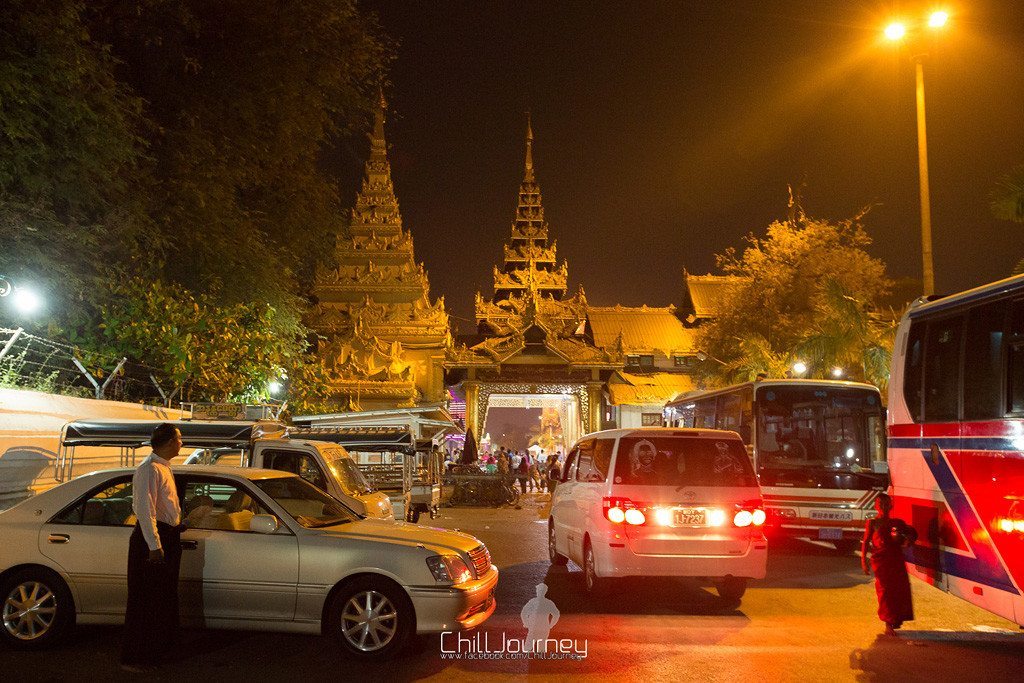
121, 423, 185, 672
547, 458, 561, 494
529, 459, 542, 493
861, 492, 918, 636
516, 451, 530, 495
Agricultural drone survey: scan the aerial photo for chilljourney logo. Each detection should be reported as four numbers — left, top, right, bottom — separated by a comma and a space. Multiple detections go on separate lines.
440, 584, 588, 660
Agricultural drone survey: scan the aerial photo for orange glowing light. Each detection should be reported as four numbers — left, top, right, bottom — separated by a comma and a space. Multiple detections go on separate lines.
928, 11, 949, 28
884, 22, 907, 41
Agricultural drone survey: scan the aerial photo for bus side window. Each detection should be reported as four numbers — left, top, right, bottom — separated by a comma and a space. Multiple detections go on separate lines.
903, 321, 926, 421
1008, 299, 1024, 414
923, 315, 964, 422
963, 301, 1007, 420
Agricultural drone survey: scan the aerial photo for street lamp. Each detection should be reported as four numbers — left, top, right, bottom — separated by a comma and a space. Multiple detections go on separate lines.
883, 9, 951, 296
0, 275, 43, 316
792, 361, 808, 376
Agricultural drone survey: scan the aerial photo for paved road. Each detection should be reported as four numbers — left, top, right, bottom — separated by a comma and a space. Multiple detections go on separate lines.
5, 494, 1022, 682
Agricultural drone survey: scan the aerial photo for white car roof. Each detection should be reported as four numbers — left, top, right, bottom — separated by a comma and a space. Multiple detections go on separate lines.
578, 427, 744, 440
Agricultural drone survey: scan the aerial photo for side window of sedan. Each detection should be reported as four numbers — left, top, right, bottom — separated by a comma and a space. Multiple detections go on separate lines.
180, 479, 270, 532
51, 477, 136, 526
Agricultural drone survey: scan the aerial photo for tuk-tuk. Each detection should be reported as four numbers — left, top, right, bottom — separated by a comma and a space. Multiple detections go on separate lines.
289, 426, 443, 523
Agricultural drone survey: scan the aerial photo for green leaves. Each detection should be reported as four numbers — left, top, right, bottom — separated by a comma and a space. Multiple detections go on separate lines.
696, 208, 897, 392
99, 278, 304, 402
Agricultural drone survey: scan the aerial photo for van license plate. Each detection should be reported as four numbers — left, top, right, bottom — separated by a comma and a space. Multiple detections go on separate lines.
675, 509, 706, 526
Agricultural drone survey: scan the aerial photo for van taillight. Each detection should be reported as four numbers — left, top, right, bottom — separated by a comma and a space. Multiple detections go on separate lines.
603, 497, 647, 525
733, 502, 767, 527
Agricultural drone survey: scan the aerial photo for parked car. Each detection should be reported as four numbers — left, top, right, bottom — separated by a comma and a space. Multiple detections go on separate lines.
0, 466, 497, 657
549, 428, 767, 603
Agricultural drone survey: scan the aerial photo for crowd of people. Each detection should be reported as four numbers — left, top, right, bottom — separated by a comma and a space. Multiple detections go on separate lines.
445, 446, 564, 495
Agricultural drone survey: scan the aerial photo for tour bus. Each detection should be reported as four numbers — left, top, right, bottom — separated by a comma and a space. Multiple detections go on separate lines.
664, 379, 888, 550
888, 273, 1024, 626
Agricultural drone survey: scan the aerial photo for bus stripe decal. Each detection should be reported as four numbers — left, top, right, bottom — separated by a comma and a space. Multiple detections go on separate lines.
911, 445, 1019, 595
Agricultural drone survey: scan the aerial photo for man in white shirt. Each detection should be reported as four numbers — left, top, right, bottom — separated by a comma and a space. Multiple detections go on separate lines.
121, 423, 183, 672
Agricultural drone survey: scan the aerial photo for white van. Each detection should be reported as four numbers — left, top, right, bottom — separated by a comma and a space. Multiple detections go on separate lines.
549, 428, 768, 602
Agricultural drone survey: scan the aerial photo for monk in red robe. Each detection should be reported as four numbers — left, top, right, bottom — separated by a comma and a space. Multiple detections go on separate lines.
862, 492, 918, 635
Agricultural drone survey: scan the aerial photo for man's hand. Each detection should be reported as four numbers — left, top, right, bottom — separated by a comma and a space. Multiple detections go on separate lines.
147, 548, 165, 564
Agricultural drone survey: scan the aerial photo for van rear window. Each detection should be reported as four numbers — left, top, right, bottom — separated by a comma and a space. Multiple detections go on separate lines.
613, 437, 756, 487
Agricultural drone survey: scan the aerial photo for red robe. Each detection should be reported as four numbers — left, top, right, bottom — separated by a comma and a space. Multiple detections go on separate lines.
866, 517, 917, 625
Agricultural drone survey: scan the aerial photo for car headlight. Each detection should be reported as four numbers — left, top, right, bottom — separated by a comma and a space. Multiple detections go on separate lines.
426, 555, 472, 584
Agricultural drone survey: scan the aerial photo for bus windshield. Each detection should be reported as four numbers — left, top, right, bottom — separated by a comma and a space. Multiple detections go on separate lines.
755, 385, 884, 476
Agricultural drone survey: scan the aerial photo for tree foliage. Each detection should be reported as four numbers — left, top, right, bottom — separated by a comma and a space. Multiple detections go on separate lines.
989, 164, 1024, 274
0, 0, 152, 323
695, 209, 896, 391
1, 1, 392, 402
98, 278, 303, 402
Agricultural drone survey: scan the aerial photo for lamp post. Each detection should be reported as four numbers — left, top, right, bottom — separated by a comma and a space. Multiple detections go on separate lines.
0, 275, 43, 316
884, 10, 950, 297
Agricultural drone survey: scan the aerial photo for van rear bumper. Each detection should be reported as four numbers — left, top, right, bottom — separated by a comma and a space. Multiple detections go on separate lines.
593, 535, 768, 580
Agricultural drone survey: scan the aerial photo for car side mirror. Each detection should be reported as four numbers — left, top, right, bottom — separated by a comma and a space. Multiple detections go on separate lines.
250, 514, 280, 534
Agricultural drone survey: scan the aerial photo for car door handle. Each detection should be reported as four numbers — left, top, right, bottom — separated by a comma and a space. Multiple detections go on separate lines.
48, 534, 70, 544
181, 540, 199, 550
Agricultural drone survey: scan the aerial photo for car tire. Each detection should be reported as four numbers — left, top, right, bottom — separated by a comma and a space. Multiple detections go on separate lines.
716, 576, 747, 603
326, 576, 414, 659
549, 521, 568, 566
0, 567, 75, 649
583, 538, 606, 595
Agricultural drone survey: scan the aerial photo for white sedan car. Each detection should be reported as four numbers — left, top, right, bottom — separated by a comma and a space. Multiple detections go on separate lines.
0, 466, 497, 658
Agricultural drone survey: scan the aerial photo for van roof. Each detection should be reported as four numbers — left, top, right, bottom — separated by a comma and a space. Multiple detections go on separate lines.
579, 427, 744, 440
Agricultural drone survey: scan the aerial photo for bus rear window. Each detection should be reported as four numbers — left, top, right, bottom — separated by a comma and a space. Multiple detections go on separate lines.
612, 437, 756, 488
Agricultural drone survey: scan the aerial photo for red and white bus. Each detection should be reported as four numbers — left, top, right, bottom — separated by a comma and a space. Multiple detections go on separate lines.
888, 274, 1024, 625
665, 379, 888, 550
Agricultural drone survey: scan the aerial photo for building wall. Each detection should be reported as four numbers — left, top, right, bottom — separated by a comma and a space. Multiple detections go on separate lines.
617, 404, 667, 429
0, 388, 183, 508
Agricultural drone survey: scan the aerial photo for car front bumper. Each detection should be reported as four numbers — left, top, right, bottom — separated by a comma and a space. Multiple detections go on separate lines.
407, 566, 499, 633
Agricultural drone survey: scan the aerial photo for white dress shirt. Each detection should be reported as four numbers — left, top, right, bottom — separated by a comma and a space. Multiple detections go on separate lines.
132, 453, 181, 551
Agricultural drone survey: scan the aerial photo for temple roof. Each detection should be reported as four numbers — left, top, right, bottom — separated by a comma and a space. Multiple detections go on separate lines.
681, 271, 747, 322
587, 305, 695, 357
606, 371, 696, 406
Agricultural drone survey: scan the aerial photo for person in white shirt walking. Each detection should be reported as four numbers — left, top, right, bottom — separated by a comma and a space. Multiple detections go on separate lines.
121, 423, 184, 672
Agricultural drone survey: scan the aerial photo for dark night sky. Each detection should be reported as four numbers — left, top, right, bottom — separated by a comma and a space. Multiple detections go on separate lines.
341, 1, 1024, 329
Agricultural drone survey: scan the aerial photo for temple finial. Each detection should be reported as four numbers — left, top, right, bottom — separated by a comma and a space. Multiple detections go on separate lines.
524, 112, 534, 182
373, 86, 387, 143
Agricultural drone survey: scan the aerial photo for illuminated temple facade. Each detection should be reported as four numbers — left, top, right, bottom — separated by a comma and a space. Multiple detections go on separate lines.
308, 96, 450, 410
445, 119, 702, 442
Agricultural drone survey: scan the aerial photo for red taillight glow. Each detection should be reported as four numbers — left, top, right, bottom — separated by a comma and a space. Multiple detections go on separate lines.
996, 517, 1024, 534
734, 510, 754, 527
707, 508, 727, 527
733, 502, 766, 528
624, 508, 646, 525
603, 497, 648, 525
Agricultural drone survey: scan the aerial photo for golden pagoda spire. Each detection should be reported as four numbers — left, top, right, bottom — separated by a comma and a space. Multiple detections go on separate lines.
524, 112, 535, 183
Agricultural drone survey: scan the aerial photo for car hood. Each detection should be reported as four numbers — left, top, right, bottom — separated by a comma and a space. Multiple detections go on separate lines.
317, 518, 483, 555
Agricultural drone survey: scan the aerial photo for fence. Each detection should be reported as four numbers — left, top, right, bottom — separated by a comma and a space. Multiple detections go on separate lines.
0, 327, 172, 405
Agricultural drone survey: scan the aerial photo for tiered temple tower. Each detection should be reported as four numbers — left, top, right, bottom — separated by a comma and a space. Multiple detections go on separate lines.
475, 118, 585, 337
309, 94, 450, 410
491, 116, 568, 303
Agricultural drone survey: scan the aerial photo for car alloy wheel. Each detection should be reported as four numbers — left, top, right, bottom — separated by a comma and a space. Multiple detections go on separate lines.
340, 589, 398, 652
549, 522, 567, 566
583, 540, 603, 594
2, 579, 59, 643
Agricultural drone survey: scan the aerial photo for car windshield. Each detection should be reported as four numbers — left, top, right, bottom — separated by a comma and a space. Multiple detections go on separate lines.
613, 436, 757, 487
755, 385, 884, 474
322, 447, 374, 496
254, 476, 361, 528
